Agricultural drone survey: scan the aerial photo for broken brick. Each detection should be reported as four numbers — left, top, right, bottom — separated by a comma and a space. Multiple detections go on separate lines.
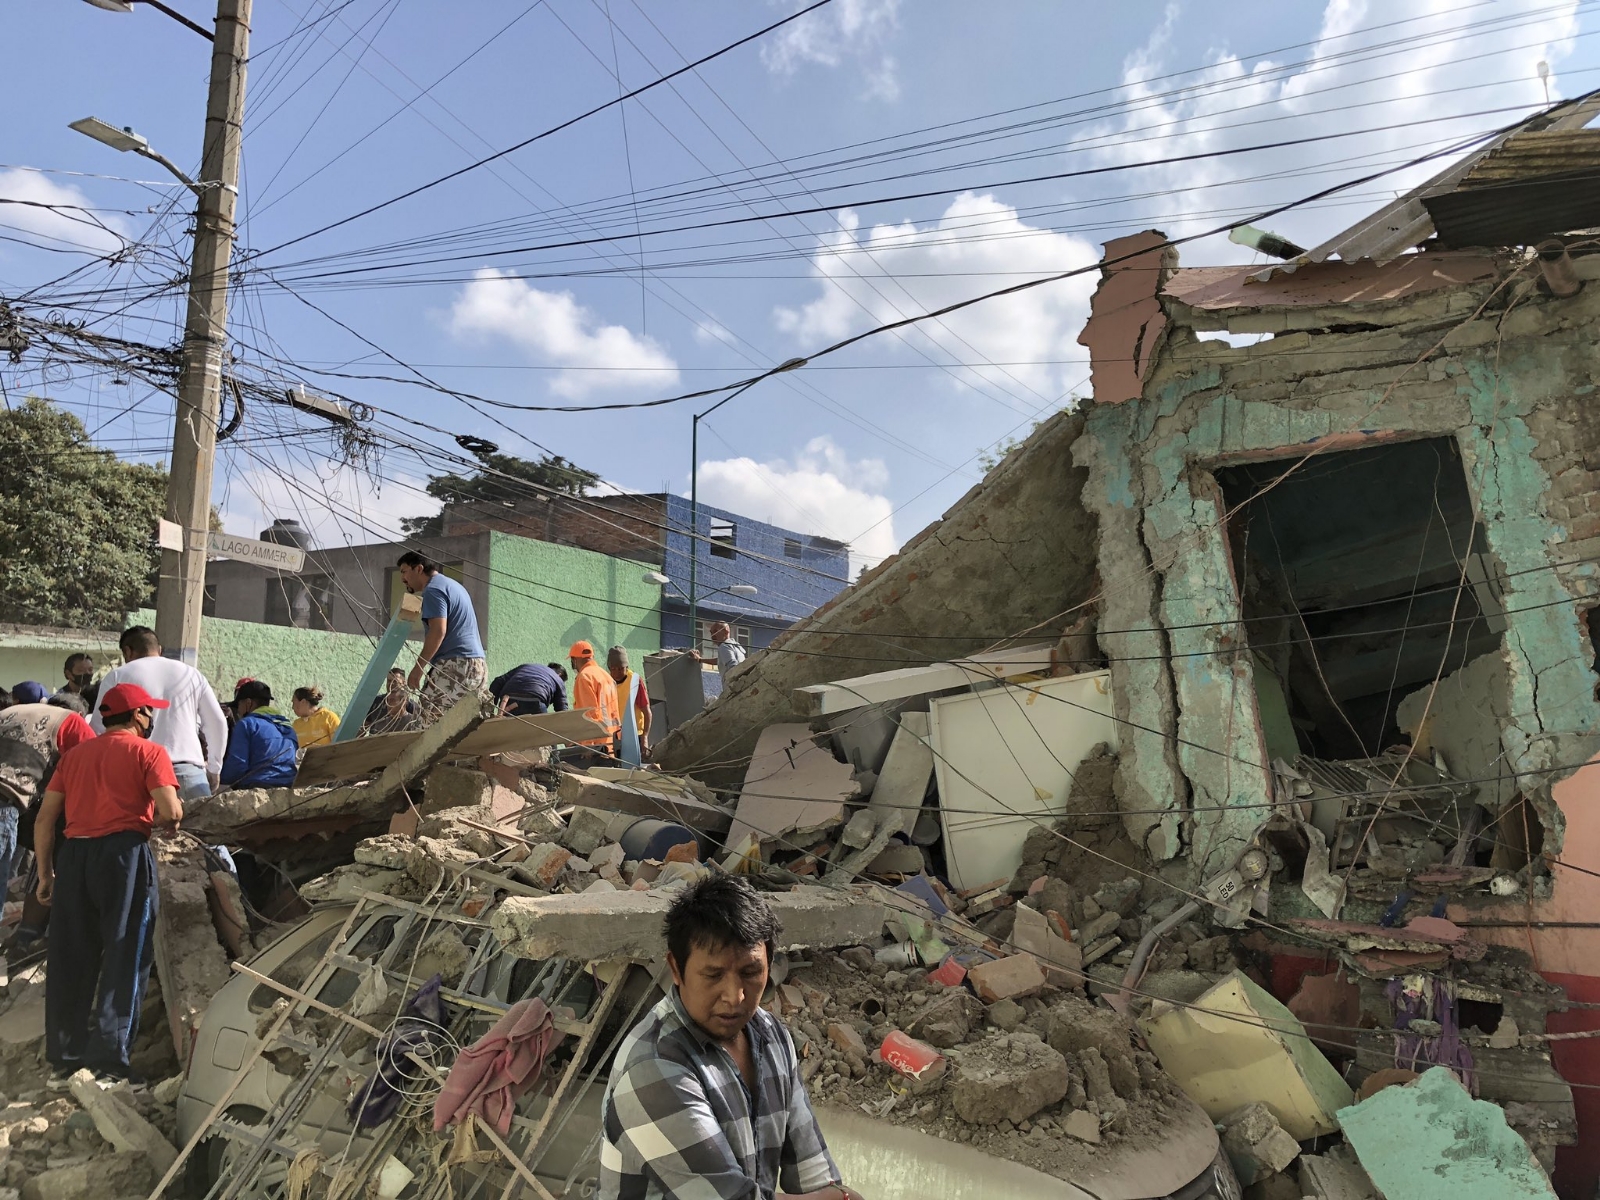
927, 957, 967, 988
512, 843, 572, 889
967, 954, 1045, 1003
827, 1022, 868, 1058
663, 840, 701, 865
966, 889, 1014, 918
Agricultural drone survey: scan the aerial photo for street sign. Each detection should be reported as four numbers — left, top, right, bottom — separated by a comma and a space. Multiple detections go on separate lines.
201, 530, 306, 572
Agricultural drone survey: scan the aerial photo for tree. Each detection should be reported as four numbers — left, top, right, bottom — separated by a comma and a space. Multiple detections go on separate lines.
401, 451, 601, 536
0, 397, 168, 628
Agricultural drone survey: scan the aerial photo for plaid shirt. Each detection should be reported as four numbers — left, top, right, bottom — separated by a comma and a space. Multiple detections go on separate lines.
599, 991, 839, 1200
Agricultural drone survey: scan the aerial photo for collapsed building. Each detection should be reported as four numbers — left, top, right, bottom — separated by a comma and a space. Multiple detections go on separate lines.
7, 103, 1600, 1200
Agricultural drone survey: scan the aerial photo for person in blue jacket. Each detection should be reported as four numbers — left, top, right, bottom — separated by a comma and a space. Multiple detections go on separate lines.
220, 681, 299, 789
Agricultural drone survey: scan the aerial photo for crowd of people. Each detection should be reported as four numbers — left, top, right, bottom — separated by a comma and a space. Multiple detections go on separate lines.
0, 549, 749, 1089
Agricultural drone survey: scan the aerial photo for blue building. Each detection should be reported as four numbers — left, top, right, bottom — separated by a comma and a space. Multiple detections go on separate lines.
439, 492, 852, 658
658, 494, 851, 655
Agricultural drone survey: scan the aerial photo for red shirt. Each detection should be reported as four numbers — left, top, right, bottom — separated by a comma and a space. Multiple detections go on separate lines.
51, 728, 177, 839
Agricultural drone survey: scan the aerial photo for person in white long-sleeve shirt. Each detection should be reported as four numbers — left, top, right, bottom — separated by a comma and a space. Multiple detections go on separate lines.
88, 627, 227, 800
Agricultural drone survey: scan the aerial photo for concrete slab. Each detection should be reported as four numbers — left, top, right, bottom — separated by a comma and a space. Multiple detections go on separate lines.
557, 771, 733, 835
1139, 970, 1353, 1139
866, 713, 935, 837
726, 725, 857, 850
491, 887, 887, 963
1338, 1067, 1557, 1199
793, 646, 1056, 717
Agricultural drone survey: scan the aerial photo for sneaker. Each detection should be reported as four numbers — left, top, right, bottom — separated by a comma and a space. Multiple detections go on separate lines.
45, 1067, 77, 1092
93, 1068, 146, 1090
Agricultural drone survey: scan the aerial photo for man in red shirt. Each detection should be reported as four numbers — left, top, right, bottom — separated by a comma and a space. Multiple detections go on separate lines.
35, 683, 183, 1086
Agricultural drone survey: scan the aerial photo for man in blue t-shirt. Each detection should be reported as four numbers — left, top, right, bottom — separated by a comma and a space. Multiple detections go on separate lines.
398, 551, 487, 724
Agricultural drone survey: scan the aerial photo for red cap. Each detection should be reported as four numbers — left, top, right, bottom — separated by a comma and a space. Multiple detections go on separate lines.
234, 675, 256, 692
99, 683, 171, 717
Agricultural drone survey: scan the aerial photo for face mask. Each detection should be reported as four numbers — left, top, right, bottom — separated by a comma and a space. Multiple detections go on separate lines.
135, 709, 155, 739
71, 672, 93, 689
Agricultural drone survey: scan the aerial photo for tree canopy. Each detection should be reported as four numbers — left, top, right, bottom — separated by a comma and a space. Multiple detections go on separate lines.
0, 397, 167, 628
401, 451, 600, 536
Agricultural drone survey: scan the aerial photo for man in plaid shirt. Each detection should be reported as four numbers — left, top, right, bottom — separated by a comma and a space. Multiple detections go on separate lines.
600, 876, 865, 1200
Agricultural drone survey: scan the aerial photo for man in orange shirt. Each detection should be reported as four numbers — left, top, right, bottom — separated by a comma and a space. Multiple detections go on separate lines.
568, 641, 621, 765
35, 683, 183, 1086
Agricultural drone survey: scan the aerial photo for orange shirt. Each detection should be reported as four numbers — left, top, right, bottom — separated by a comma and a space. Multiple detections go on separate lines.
572, 660, 621, 746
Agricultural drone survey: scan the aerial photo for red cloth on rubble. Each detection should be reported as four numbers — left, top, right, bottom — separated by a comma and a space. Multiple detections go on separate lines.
432, 997, 563, 1135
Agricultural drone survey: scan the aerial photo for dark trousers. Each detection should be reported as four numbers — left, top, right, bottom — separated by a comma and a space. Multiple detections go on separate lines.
45, 832, 156, 1075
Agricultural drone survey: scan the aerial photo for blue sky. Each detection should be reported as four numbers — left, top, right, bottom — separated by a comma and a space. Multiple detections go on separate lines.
2, 0, 1593, 574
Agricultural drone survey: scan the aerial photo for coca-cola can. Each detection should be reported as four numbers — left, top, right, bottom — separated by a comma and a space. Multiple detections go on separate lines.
879, 1031, 946, 1082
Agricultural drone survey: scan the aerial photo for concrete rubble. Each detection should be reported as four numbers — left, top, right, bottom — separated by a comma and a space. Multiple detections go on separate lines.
14, 149, 1600, 1198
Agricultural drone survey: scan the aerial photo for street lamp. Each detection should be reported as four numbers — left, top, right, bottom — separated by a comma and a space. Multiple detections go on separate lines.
68, 117, 199, 192
644, 573, 755, 647
643, 571, 756, 600
78, 0, 250, 666
80, 0, 215, 40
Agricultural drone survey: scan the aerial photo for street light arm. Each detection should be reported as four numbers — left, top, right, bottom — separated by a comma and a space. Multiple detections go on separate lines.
142, 0, 214, 38
135, 145, 201, 194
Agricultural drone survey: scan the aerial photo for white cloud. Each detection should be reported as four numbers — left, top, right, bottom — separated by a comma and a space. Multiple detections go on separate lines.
218, 461, 436, 549
447, 268, 679, 399
697, 436, 896, 574
774, 192, 1101, 399
1087, 0, 1582, 258
0, 169, 124, 256
761, 0, 901, 101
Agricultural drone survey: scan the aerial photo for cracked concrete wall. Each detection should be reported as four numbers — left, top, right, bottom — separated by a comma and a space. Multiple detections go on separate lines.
1076, 252, 1600, 882
655, 410, 1100, 789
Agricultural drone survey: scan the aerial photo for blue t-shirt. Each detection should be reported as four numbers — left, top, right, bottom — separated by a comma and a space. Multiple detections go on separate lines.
420, 573, 484, 661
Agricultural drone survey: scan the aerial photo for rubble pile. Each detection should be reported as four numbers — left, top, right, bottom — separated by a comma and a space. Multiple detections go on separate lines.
767, 947, 1184, 1179
0, 653, 1577, 1200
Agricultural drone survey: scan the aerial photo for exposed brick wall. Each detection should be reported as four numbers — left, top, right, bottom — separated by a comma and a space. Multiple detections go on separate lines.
443, 496, 666, 564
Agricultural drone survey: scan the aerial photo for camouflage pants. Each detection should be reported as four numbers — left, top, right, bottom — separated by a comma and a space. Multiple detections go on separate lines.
417, 656, 487, 725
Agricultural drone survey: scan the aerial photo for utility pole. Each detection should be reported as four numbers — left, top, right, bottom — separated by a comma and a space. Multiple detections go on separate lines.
155, 0, 251, 663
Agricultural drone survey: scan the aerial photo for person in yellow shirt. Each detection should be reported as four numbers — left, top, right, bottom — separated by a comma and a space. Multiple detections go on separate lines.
607, 645, 651, 755
290, 686, 341, 748
568, 641, 620, 761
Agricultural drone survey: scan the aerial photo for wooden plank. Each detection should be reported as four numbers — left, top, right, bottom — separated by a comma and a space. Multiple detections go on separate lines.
454, 710, 607, 757
297, 709, 605, 786
145, 899, 374, 1200
498, 967, 630, 1200
792, 644, 1057, 716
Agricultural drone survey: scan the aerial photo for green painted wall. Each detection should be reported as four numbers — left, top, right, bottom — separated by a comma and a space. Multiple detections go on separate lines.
130, 608, 377, 720
484, 531, 661, 680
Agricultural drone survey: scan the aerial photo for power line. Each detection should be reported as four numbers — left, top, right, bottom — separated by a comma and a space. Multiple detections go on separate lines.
244, 0, 840, 261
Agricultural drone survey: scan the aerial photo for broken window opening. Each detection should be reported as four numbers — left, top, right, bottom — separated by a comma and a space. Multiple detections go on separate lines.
1486, 793, 1546, 872
1217, 438, 1504, 761
1583, 606, 1600, 697
709, 518, 737, 559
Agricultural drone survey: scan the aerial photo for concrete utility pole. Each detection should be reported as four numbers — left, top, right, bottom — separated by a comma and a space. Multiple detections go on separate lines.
156, 0, 251, 663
